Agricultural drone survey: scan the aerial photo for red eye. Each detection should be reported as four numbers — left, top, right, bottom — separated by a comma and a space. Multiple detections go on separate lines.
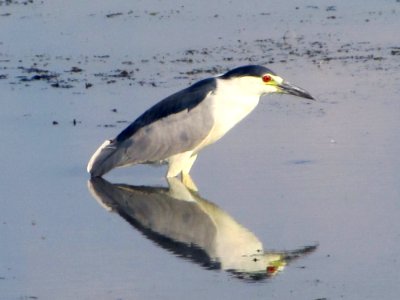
262, 74, 272, 83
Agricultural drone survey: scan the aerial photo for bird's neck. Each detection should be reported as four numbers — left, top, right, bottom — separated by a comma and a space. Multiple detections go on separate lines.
208, 79, 261, 142
213, 78, 261, 119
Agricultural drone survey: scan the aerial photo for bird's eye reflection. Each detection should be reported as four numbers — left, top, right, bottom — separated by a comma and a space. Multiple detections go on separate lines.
88, 177, 317, 281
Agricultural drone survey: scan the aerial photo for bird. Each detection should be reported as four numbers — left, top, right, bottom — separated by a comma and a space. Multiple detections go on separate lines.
87, 64, 314, 179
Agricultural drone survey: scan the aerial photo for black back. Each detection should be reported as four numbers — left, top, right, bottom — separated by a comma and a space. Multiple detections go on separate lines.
116, 77, 217, 142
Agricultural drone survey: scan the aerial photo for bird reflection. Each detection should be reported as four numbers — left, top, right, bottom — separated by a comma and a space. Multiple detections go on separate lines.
88, 177, 317, 281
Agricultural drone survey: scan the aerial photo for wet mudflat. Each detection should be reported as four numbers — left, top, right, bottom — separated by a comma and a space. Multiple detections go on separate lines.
1, 1, 400, 299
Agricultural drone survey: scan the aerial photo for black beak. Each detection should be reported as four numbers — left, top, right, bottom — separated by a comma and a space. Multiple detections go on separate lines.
278, 81, 314, 100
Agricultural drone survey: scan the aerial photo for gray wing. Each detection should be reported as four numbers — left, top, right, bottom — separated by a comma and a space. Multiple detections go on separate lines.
120, 98, 213, 161
88, 78, 216, 176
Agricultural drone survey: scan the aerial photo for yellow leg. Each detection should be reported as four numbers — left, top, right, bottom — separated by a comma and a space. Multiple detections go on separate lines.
181, 154, 197, 175
166, 152, 196, 177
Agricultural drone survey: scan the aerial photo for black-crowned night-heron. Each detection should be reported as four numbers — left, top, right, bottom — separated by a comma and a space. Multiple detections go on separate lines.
87, 65, 314, 178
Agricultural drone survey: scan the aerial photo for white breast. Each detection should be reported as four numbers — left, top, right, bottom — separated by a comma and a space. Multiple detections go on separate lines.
194, 78, 261, 151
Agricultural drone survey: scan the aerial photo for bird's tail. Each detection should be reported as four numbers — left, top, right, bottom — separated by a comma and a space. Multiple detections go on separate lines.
87, 140, 120, 177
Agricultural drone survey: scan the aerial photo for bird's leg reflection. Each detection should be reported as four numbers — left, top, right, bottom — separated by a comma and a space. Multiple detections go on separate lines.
181, 173, 198, 192
88, 177, 317, 281
166, 177, 197, 201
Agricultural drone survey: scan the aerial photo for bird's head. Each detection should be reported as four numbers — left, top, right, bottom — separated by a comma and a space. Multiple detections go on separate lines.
220, 65, 314, 100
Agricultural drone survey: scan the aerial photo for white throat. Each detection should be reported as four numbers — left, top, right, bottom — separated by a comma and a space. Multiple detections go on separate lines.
205, 78, 262, 145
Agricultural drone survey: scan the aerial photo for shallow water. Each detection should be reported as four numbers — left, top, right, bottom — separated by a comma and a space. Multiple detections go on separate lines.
1, 1, 400, 299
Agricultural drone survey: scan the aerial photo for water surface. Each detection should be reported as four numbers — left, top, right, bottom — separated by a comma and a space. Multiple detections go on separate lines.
1, 1, 400, 299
